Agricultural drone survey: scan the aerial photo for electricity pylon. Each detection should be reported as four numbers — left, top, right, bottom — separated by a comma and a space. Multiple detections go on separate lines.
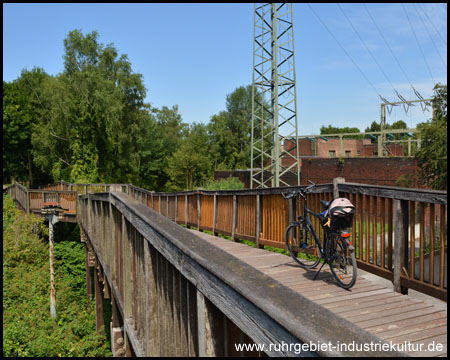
380, 98, 432, 156
250, 3, 300, 188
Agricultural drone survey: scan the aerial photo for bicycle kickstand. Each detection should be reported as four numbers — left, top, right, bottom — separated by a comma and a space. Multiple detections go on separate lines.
313, 261, 326, 280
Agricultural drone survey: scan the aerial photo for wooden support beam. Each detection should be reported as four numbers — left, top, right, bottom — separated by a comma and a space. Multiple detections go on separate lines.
94, 259, 105, 336
84, 241, 93, 306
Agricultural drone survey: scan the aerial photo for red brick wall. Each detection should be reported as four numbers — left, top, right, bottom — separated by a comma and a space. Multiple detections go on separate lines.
301, 157, 420, 187
285, 138, 405, 159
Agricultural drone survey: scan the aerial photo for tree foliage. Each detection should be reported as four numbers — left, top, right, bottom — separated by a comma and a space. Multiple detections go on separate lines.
208, 85, 265, 171
30, 29, 148, 184
3, 68, 50, 186
320, 125, 362, 139
166, 123, 212, 190
414, 84, 447, 190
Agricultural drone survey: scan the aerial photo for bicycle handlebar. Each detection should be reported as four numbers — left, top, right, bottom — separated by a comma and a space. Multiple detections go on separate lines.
281, 180, 316, 200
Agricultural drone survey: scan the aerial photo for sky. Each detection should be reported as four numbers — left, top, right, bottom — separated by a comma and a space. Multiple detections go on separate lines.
3, 3, 447, 135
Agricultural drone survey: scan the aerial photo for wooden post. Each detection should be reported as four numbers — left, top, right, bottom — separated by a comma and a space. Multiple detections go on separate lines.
185, 194, 189, 228
197, 193, 201, 231
175, 195, 178, 223
256, 194, 263, 249
393, 199, 409, 294
333, 177, 345, 199
212, 194, 218, 236
26, 189, 30, 213
231, 195, 237, 241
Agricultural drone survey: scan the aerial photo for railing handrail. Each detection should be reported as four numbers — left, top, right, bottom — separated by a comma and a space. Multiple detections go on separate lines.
79, 190, 405, 357
128, 182, 446, 204
340, 182, 447, 204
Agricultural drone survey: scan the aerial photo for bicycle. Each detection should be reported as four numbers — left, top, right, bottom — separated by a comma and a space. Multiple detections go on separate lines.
282, 180, 357, 289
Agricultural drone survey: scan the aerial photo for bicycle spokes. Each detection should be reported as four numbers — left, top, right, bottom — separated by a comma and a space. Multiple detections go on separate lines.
329, 239, 357, 288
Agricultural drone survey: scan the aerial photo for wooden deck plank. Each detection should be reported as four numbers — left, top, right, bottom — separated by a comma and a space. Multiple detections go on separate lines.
343, 303, 433, 323
336, 298, 424, 317
387, 325, 447, 344
365, 312, 447, 336
305, 285, 387, 301
358, 308, 445, 330
323, 292, 404, 311
188, 229, 447, 357
373, 317, 447, 341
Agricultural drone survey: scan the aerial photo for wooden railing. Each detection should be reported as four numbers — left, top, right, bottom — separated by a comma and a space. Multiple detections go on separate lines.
77, 190, 399, 357
41, 180, 128, 195
8, 182, 78, 217
128, 182, 447, 301
7, 180, 447, 301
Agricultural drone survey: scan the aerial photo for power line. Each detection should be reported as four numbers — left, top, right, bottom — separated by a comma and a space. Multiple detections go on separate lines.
413, 3, 447, 71
418, 3, 447, 47
307, 3, 382, 98
337, 3, 397, 93
402, 3, 435, 84
362, 4, 415, 91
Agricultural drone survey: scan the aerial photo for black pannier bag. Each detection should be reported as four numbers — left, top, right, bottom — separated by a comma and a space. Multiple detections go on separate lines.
327, 198, 355, 231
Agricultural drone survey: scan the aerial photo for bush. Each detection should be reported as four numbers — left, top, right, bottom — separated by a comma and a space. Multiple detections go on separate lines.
3, 193, 112, 357
202, 176, 245, 190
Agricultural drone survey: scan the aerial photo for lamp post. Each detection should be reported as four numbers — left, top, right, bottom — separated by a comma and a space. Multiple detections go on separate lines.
41, 202, 65, 319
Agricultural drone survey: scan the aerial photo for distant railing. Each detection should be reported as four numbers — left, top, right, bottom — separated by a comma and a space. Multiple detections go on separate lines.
8, 182, 78, 216
41, 180, 128, 195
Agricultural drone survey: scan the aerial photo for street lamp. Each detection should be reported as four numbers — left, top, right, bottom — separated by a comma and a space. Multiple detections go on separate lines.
41, 202, 66, 319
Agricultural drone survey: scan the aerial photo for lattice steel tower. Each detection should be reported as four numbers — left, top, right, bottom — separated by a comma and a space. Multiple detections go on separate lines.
251, 3, 300, 188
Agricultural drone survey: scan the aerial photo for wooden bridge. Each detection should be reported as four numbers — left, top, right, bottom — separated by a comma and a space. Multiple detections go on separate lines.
6, 180, 447, 357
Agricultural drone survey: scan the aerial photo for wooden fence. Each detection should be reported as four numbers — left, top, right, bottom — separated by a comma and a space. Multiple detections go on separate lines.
8, 182, 78, 221
77, 190, 400, 357
128, 182, 447, 301
6, 180, 447, 301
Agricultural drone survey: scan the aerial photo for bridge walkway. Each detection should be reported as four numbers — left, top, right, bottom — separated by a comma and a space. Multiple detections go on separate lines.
191, 229, 447, 357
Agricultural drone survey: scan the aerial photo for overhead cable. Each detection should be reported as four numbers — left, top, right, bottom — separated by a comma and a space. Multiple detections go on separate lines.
337, 3, 397, 94
307, 3, 382, 98
402, 3, 436, 85
362, 4, 416, 94
413, 3, 447, 70
417, 3, 447, 47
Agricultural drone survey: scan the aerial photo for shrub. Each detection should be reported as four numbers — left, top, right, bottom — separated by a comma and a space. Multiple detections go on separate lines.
3, 193, 112, 357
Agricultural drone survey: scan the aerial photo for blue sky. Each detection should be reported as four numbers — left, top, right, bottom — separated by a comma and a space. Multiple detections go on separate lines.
3, 3, 447, 135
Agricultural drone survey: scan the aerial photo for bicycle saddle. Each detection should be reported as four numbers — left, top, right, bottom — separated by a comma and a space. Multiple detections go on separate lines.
320, 200, 331, 209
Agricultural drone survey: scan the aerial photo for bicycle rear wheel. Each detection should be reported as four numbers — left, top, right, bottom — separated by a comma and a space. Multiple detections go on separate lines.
328, 236, 357, 289
284, 222, 321, 269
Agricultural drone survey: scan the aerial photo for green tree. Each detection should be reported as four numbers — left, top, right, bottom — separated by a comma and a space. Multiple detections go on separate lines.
166, 123, 213, 190
208, 85, 267, 171
3, 68, 51, 186
414, 84, 447, 190
31, 29, 148, 184
320, 125, 362, 139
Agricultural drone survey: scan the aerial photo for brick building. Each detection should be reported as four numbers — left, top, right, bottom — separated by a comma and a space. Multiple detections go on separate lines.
285, 138, 406, 167
216, 137, 421, 189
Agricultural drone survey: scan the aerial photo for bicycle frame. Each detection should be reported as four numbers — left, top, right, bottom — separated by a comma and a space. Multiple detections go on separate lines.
284, 182, 357, 288
297, 196, 327, 258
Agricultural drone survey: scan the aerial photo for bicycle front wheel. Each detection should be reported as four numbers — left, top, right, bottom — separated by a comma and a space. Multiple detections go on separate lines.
328, 236, 357, 289
284, 222, 321, 269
